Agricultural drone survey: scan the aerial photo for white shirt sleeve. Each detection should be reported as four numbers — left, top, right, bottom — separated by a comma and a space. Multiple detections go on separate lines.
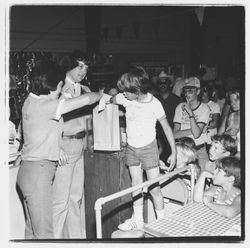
212, 102, 221, 114
153, 98, 166, 120
55, 99, 65, 121
197, 104, 210, 124
173, 103, 183, 124
115, 93, 129, 107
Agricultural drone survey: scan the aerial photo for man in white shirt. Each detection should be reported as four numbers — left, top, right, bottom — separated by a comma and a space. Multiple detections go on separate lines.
53, 50, 91, 239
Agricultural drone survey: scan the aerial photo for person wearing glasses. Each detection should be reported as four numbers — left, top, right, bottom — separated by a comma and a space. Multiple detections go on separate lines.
53, 50, 92, 239
173, 77, 210, 171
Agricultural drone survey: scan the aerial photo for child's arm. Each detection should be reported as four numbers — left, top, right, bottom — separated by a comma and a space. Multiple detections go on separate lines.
158, 116, 176, 170
60, 90, 103, 115
193, 170, 214, 202
173, 123, 193, 139
182, 103, 206, 139
204, 195, 241, 218
110, 93, 127, 106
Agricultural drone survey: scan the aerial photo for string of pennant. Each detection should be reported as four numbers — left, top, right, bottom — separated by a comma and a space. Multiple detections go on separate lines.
19, 7, 205, 51
101, 7, 205, 41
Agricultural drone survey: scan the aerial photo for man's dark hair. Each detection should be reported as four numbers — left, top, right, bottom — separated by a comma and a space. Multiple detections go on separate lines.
30, 59, 64, 95
68, 50, 91, 70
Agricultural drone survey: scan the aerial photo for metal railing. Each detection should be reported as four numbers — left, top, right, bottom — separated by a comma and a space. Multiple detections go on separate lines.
94, 164, 195, 239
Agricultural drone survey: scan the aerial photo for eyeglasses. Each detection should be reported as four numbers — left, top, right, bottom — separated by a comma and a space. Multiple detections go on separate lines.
183, 88, 197, 94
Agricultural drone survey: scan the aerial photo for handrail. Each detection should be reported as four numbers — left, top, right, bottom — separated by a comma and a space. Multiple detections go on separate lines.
94, 164, 195, 239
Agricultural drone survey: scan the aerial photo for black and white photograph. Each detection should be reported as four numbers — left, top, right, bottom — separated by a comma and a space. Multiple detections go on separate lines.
1, 0, 248, 246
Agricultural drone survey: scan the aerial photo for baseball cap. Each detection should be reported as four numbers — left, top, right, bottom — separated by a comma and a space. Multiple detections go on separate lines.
183, 77, 200, 89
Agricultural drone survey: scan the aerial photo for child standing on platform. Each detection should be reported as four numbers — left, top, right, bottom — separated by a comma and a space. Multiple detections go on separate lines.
111, 66, 176, 230
194, 156, 241, 218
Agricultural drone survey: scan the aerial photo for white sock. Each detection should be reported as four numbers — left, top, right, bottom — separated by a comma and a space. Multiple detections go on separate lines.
133, 205, 144, 222
156, 209, 165, 219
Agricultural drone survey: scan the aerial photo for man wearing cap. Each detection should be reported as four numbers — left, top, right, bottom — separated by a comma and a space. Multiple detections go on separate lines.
173, 77, 210, 171
156, 71, 181, 162
53, 50, 91, 239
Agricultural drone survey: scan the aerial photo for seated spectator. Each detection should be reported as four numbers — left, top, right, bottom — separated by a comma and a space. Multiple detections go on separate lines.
218, 88, 240, 139
176, 136, 196, 150
194, 156, 241, 219
204, 134, 237, 173
160, 137, 200, 179
160, 138, 200, 204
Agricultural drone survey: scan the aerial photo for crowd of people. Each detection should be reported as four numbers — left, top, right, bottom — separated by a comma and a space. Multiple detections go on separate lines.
9, 49, 242, 239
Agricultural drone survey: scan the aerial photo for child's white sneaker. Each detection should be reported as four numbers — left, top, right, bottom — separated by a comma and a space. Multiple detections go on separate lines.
118, 218, 144, 231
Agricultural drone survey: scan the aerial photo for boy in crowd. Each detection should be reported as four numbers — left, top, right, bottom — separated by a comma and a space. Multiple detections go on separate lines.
173, 77, 210, 171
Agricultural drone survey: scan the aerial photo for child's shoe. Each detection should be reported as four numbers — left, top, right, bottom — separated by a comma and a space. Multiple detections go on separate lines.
118, 218, 144, 231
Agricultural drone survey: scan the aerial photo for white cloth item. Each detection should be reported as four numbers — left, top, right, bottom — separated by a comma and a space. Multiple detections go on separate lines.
115, 93, 165, 148
98, 93, 111, 112
93, 102, 120, 151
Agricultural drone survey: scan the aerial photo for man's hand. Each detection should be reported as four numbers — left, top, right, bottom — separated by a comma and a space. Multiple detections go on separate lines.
59, 149, 69, 166
14, 155, 22, 167
182, 102, 193, 117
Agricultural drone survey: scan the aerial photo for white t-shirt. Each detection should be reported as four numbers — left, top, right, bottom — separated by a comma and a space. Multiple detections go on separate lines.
207, 100, 220, 115
173, 102, 210, 146
115, 93, 165, 148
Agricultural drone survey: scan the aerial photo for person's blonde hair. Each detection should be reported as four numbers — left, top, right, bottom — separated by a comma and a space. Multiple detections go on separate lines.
176, 142, 197, 165
117, 66, 151, 94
